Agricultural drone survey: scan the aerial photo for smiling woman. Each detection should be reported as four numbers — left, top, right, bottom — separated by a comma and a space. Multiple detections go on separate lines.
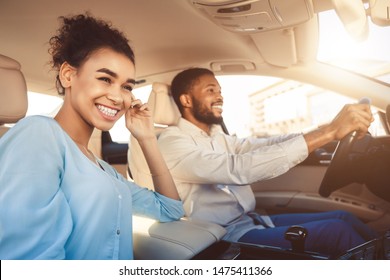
1, 0, 390, 267
0, 13, 184, 260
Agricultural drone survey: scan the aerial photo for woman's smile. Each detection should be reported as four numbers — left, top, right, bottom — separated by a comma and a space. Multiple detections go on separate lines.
96, 104, 121, 120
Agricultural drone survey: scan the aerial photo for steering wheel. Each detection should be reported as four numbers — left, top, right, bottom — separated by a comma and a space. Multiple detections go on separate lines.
319, 98, 372, 197
320, 103, 390, 200
318, 131, 359, 197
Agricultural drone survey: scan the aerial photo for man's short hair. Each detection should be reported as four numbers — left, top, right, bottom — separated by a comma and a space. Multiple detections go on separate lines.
171, 68, 214, 114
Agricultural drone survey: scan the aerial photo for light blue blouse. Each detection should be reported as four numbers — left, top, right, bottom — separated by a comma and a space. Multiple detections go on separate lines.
0, 116, 184, 260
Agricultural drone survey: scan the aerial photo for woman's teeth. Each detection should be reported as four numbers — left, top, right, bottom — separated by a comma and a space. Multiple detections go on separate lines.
97, 105, 118, 117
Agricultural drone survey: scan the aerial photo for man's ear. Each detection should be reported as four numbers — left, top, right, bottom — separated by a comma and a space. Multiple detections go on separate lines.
179, 94, 192, 108
58, 62, 76, 89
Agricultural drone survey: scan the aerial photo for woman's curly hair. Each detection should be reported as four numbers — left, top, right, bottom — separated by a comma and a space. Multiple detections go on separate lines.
48, 13, 135, 95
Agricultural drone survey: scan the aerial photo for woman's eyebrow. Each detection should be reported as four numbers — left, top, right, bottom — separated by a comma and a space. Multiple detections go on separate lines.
97, 68, 135, 84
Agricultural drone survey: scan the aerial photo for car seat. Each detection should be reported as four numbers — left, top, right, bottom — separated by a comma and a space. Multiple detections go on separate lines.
128, 82, 181, 189
0, 54, 28, 138
128, 82, 226, 259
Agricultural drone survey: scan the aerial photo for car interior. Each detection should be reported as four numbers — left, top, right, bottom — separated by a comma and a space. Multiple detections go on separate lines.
1, 0, 390, 260
0, 54, 27, 138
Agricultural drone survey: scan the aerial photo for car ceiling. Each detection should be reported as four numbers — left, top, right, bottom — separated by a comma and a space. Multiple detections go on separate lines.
0, 0, 320, 89
1, 0, 390, 110
0, 0, 259, 91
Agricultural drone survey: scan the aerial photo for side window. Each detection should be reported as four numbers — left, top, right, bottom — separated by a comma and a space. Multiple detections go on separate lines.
216, 76, 386, 138
108, 76, 388, 142
247, 80, 356, 137
27, 92, 63, 117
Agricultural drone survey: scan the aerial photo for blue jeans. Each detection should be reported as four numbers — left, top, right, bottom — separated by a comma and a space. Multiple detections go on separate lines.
238, 210, 377, 257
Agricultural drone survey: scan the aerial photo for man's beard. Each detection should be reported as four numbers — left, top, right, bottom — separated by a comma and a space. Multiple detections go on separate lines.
192, 98, 223, 125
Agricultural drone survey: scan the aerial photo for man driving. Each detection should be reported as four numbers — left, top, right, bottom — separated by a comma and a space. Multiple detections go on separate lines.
157, 67, 377, 257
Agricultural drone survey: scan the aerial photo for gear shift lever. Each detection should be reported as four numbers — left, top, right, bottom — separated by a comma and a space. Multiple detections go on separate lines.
284, 225, 308, 253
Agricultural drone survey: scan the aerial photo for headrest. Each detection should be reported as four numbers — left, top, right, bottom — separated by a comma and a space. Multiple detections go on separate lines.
0, 54, 28, 124
148, 82, 181, 125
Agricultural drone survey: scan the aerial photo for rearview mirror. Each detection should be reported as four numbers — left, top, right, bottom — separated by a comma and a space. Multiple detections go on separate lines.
331, 0, 369, 41
368, 0, 390, 26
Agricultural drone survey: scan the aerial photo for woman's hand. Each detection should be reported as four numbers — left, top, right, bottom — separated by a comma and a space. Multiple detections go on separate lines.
125, 98, 155, 141
125, 96, 180, 201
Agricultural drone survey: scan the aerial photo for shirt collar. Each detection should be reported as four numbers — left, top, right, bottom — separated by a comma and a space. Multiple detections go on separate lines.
177, 118, 223, 137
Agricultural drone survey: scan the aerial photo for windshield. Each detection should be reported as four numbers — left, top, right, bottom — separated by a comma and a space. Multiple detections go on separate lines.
317, 10, 390, 83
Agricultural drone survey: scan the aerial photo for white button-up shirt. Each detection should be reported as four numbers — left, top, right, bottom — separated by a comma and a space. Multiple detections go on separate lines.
158, 118, 308, 241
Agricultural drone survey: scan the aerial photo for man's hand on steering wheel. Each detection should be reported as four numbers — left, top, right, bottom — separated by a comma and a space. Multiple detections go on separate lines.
317, 98, 374, 197
303, 100, 373, 155
327, 101, 373, 141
